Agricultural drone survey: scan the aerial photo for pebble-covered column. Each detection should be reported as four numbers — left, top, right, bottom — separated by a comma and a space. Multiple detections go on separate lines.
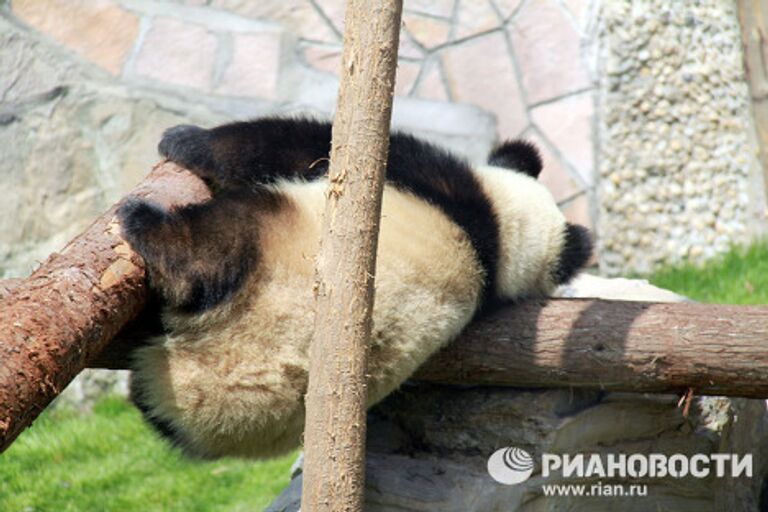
597, 0, 766, 276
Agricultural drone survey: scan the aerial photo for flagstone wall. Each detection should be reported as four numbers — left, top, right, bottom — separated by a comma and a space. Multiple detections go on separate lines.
2, 0, 766, 277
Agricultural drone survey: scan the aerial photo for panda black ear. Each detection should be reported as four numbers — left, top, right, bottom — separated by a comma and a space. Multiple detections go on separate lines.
488, 140, 543, 179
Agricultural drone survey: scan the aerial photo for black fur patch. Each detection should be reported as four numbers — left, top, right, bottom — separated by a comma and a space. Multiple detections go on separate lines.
179, 265, 250, 314
117, 198, 172, 262
118, 191, 278, 313
158, 125, 216, 177
553, 223, 593, 285
488, 140, 543, 178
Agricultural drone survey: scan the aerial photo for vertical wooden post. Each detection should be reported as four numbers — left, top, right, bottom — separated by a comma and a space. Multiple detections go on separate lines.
301, 1, 402, 510
737, 0, 768, 197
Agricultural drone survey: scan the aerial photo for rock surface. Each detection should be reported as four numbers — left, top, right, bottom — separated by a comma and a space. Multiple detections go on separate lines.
3, 4, 767, 506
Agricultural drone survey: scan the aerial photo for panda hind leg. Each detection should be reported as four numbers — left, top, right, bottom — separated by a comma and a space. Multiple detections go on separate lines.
158, 118, 333, 192
117, 193, 261, 313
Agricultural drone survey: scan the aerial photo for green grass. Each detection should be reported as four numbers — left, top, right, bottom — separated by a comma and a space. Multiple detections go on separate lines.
649, 239, 768, 304
0, 396, 296, 512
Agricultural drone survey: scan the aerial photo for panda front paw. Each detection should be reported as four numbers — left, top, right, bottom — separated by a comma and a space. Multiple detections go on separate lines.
158, 124, 216, 176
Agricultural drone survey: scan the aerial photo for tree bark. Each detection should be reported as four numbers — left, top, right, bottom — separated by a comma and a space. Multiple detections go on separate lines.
736, 0, 768, 199
415, 298, 768, 398
0, 279, 22, 300
0, 162, 209, 453
301, 1, 402, 511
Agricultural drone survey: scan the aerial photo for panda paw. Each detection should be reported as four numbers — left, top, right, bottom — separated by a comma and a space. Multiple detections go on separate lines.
117, 198, 171, 256
158, 124, 216, 176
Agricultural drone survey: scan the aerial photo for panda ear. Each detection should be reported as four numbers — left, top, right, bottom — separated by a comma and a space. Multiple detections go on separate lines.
488, 140, 543, 179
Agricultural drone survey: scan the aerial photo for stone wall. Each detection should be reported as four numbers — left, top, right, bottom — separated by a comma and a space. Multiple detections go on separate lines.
3, 2, 768, 508
0, 0, 597, 278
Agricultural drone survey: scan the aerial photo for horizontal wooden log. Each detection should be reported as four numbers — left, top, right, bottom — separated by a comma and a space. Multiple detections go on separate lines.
0, 162, 210, 453
83, 296, 768, 399
415, 298, 768, 398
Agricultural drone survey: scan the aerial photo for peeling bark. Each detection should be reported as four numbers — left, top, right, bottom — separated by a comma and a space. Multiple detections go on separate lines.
0, 279, 22, 300
0, 162, 210, 452
301, 1, 403, 511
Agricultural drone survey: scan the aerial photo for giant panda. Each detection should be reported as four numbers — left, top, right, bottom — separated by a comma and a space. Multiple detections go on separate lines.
117, 117, 593, 459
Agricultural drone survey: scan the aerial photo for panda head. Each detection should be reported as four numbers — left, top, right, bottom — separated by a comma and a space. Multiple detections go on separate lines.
478, 140, 593, 300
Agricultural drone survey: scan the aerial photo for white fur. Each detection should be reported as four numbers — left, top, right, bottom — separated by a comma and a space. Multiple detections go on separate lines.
473, 164, 566, 298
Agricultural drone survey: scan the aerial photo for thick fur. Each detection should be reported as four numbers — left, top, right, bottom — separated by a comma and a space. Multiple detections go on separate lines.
120, 117, 593, 459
